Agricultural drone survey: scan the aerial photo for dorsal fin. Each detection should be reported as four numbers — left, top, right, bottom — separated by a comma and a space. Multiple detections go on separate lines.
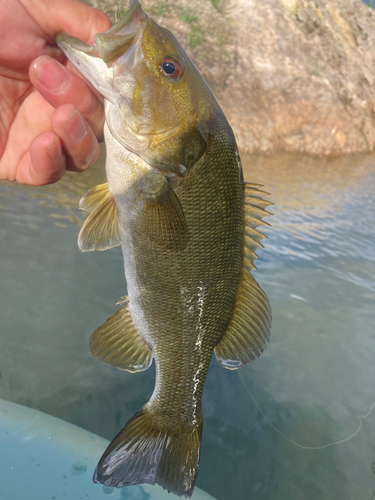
243, 182, 272, 271
78, 182, 122, 252
89, 297, 153, 373
214, 182, 272, 369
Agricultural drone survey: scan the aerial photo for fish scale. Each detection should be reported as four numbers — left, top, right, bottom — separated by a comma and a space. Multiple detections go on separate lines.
56, 0, 272, 497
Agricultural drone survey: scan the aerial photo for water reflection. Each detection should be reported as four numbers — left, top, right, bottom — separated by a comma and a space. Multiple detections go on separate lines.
242, 151, 375, 264
0, 149, 374, 500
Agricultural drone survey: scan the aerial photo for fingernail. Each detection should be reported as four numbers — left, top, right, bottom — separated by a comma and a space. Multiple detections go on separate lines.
63, 109, 87, 143
46, 136, 62, 162
34, 56, 69, 93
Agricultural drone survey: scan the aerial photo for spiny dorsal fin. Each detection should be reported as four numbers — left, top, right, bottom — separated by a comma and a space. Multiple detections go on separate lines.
214, 182, 272, 369
215, 269, 272, 369
89, 297, 152, 373
78, 182, 122, 252
243, 182, 272, 270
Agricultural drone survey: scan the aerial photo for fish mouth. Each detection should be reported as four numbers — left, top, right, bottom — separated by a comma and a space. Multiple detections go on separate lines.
55, 0, 146, 103
55, 34, 96, 56
56, 0, 145, 58
56, 33, 118, 103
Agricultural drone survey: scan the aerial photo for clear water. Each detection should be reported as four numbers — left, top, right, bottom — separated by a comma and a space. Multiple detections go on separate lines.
1, 149, 374, 500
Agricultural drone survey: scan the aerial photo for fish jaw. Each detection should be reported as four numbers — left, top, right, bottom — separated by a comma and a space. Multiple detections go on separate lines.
55, 33, 117, 103
55, 0, 146, 103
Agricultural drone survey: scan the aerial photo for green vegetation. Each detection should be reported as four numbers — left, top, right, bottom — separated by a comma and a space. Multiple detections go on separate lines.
210, 0, 221, 9
209, 0, 227, 14
115, 4, 127, 20
216, 34, 228, 48
178, 6, 204, 48
155, 1, 167, 17
291, 4, 301, 14
145, 1, 170, 18
143, 0, 231, 51
188, 27, 203, 48
369, 0, 374, 9
179, 7, 198, 24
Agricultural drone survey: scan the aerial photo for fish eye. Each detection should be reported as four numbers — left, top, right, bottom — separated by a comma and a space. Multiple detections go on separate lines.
160, 57, 182, 80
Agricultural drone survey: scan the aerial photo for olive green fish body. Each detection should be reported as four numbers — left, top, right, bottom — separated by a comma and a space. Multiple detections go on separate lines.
56, 1, 271, 497
106, 109, 243, 424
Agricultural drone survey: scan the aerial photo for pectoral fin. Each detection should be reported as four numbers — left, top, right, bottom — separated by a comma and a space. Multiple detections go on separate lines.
215, 183, 272, 369
137, 172, 188, 251
89, 297, 152, 373
78, 183, 122, 252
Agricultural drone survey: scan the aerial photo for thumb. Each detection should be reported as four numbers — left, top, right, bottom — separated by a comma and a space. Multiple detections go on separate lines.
21, 0, 111, 44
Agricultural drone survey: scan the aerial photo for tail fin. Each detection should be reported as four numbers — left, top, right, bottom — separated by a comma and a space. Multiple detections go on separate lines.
93, 407, 203, 498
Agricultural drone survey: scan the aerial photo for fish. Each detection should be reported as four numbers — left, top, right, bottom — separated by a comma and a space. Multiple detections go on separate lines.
56, 0, 272, 497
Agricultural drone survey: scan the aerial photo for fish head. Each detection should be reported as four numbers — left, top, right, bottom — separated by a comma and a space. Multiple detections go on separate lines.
56, 0, 217, 178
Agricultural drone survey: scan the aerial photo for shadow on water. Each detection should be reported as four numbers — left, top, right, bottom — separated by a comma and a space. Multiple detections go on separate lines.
0, 148, 375, 500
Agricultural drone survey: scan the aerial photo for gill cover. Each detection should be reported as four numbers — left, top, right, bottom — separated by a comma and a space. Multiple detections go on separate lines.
56, 0, 213, 176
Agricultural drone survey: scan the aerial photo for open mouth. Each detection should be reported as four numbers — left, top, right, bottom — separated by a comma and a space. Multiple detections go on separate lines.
55, 0, 146, 103
56, 0, 145, 62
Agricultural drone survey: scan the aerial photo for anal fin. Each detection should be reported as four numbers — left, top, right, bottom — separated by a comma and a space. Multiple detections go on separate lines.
89, 298, 152, 373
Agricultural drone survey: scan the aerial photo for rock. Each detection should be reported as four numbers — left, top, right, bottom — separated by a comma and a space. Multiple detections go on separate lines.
83, 0, 375, 155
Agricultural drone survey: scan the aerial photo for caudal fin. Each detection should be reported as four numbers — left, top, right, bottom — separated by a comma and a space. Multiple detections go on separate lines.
93, 407, 202, 498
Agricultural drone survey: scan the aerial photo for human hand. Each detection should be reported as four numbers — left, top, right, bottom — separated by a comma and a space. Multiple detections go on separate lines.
0, 0, 111, 185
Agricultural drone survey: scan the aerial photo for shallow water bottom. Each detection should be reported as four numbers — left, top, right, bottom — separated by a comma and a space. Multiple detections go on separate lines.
0, 149, 374, 499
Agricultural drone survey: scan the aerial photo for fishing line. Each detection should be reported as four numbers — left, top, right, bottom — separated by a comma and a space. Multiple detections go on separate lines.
238, 371, 375, 450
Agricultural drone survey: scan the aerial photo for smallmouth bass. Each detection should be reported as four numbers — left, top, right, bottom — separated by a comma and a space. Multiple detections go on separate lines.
56, 0, 272, 497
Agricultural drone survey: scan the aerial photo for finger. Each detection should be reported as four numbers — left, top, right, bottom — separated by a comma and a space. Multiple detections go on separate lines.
30, 56, 105, 140
29, 132, 66, 184
20, 0, 111, 45
15, 132, 66, 186
51, 104, 100, 172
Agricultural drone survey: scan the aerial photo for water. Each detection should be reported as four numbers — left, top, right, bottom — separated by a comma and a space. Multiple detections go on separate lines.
1, 149, 374, 500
